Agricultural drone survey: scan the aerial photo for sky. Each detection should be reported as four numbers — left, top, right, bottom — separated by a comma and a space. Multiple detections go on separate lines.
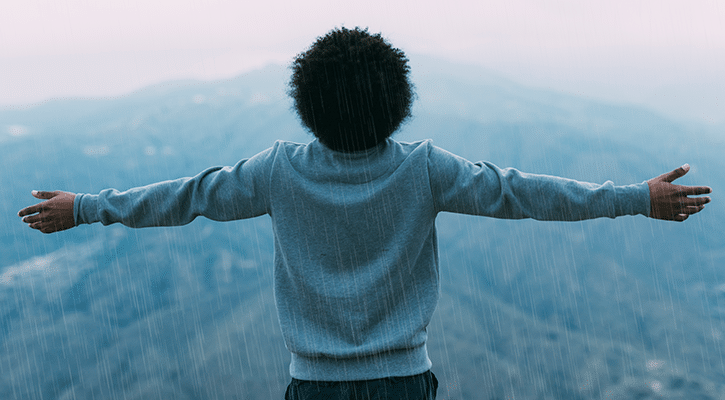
2, 0, 724, 124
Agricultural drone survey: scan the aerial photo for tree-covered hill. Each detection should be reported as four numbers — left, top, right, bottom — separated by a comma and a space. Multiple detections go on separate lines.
1, 58, 723, 399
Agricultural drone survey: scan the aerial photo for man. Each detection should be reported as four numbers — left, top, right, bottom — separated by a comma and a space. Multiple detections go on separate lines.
18, 27, 711, 400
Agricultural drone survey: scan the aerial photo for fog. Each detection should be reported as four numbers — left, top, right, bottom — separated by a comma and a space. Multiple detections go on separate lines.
2, 0, 724, 123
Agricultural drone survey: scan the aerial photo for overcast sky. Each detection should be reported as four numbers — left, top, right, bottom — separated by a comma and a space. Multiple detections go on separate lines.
2, 0, 723, 124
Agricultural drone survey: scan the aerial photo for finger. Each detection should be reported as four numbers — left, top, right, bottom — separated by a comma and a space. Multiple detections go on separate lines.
29, 222, 54, 233
681, 205, 705, 215
679, 186, 712, 196
22, 214, 44, 224
672, 214, 689, 222
680, 197, 711, 207
32, 190, 59, 200
18, 205, 42, 217
662, 164, 690, 183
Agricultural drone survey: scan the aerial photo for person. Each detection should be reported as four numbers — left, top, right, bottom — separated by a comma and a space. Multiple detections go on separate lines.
17, 27, 711, 400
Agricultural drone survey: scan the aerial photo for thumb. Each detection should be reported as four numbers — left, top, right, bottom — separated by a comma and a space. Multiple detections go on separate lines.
32, 190, 58, 200
662, 164, 690, 183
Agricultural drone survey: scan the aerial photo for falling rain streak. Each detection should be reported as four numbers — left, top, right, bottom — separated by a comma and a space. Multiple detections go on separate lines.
1, 59, 722, 399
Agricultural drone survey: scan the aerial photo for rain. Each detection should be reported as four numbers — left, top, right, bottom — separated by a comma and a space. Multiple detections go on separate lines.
2, 2, 724, 399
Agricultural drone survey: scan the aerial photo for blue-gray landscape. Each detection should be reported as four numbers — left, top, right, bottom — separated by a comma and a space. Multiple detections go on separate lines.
1, 57, 723, 399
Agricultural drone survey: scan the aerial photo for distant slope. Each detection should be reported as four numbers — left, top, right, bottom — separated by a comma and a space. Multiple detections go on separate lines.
1, 59, 723, 399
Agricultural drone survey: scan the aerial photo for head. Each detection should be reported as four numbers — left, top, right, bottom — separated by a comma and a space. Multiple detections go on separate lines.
288, 27, 414, 152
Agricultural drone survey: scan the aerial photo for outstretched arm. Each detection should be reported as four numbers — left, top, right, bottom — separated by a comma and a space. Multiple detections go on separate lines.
17, 145, 277, 235
647, 164, 711, 221
18, 190, 76, 234
428, 144, 711, 222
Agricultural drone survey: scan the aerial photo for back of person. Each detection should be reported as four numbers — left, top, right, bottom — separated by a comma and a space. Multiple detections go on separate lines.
270, 138, 439, 382
17, 27, 711, 400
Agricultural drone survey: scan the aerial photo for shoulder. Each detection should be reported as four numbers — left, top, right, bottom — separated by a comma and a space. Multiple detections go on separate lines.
244, 140, 307, 165
390, 138, 431, 150
269, 139, 313, 159
402, 140, 466, 166
387, 138, 434, 159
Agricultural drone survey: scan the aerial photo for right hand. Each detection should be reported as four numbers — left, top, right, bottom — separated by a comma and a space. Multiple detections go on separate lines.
17, 190, 77, 234
647, 164, 711, 221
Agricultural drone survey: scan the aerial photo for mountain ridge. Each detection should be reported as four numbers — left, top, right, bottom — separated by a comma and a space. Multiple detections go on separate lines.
1, 60, 723, 399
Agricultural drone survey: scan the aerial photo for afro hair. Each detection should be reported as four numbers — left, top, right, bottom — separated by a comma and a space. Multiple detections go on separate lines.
288, 27, 414, 152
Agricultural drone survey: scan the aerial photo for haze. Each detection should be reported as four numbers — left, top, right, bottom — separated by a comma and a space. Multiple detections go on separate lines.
2, 0, 723, 124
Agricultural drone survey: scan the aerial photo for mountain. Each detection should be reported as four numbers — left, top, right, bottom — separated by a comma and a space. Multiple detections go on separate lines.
1, 58, 723, 399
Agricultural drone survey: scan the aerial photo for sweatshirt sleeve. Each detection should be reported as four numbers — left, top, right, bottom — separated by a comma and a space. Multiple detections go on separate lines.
427, 143, 650, 221
73, 144, 277, 227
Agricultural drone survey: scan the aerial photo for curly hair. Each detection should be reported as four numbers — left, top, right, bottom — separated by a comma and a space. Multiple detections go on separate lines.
288, 27, 414, 152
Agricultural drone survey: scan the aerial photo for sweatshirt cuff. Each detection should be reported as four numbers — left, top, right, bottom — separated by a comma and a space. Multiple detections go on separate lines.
614, 182, 650, 217
73, 193, 100, 225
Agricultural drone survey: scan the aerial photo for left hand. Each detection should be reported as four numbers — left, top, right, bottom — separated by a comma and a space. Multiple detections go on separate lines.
18, 190, 77, 233
647, 164, 711, 221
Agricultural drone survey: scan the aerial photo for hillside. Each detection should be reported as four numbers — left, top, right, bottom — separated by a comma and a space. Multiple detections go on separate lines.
1, 58, 724, 399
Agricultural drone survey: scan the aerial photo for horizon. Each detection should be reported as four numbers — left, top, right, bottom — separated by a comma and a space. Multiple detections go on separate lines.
2, 0, 724, 125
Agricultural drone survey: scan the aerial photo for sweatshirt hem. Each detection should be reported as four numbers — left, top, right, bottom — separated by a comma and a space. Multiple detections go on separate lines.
289, 345, 432, 381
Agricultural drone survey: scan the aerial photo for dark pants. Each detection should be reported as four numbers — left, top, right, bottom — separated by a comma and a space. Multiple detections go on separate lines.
285, 370, 438, 400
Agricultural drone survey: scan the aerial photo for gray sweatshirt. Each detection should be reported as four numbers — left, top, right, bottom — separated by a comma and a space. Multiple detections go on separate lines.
74, 139, 650, 381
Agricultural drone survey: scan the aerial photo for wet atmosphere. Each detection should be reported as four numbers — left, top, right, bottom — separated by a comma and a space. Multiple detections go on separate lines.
2, 2, 725, 399
2, 59, 723, 398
